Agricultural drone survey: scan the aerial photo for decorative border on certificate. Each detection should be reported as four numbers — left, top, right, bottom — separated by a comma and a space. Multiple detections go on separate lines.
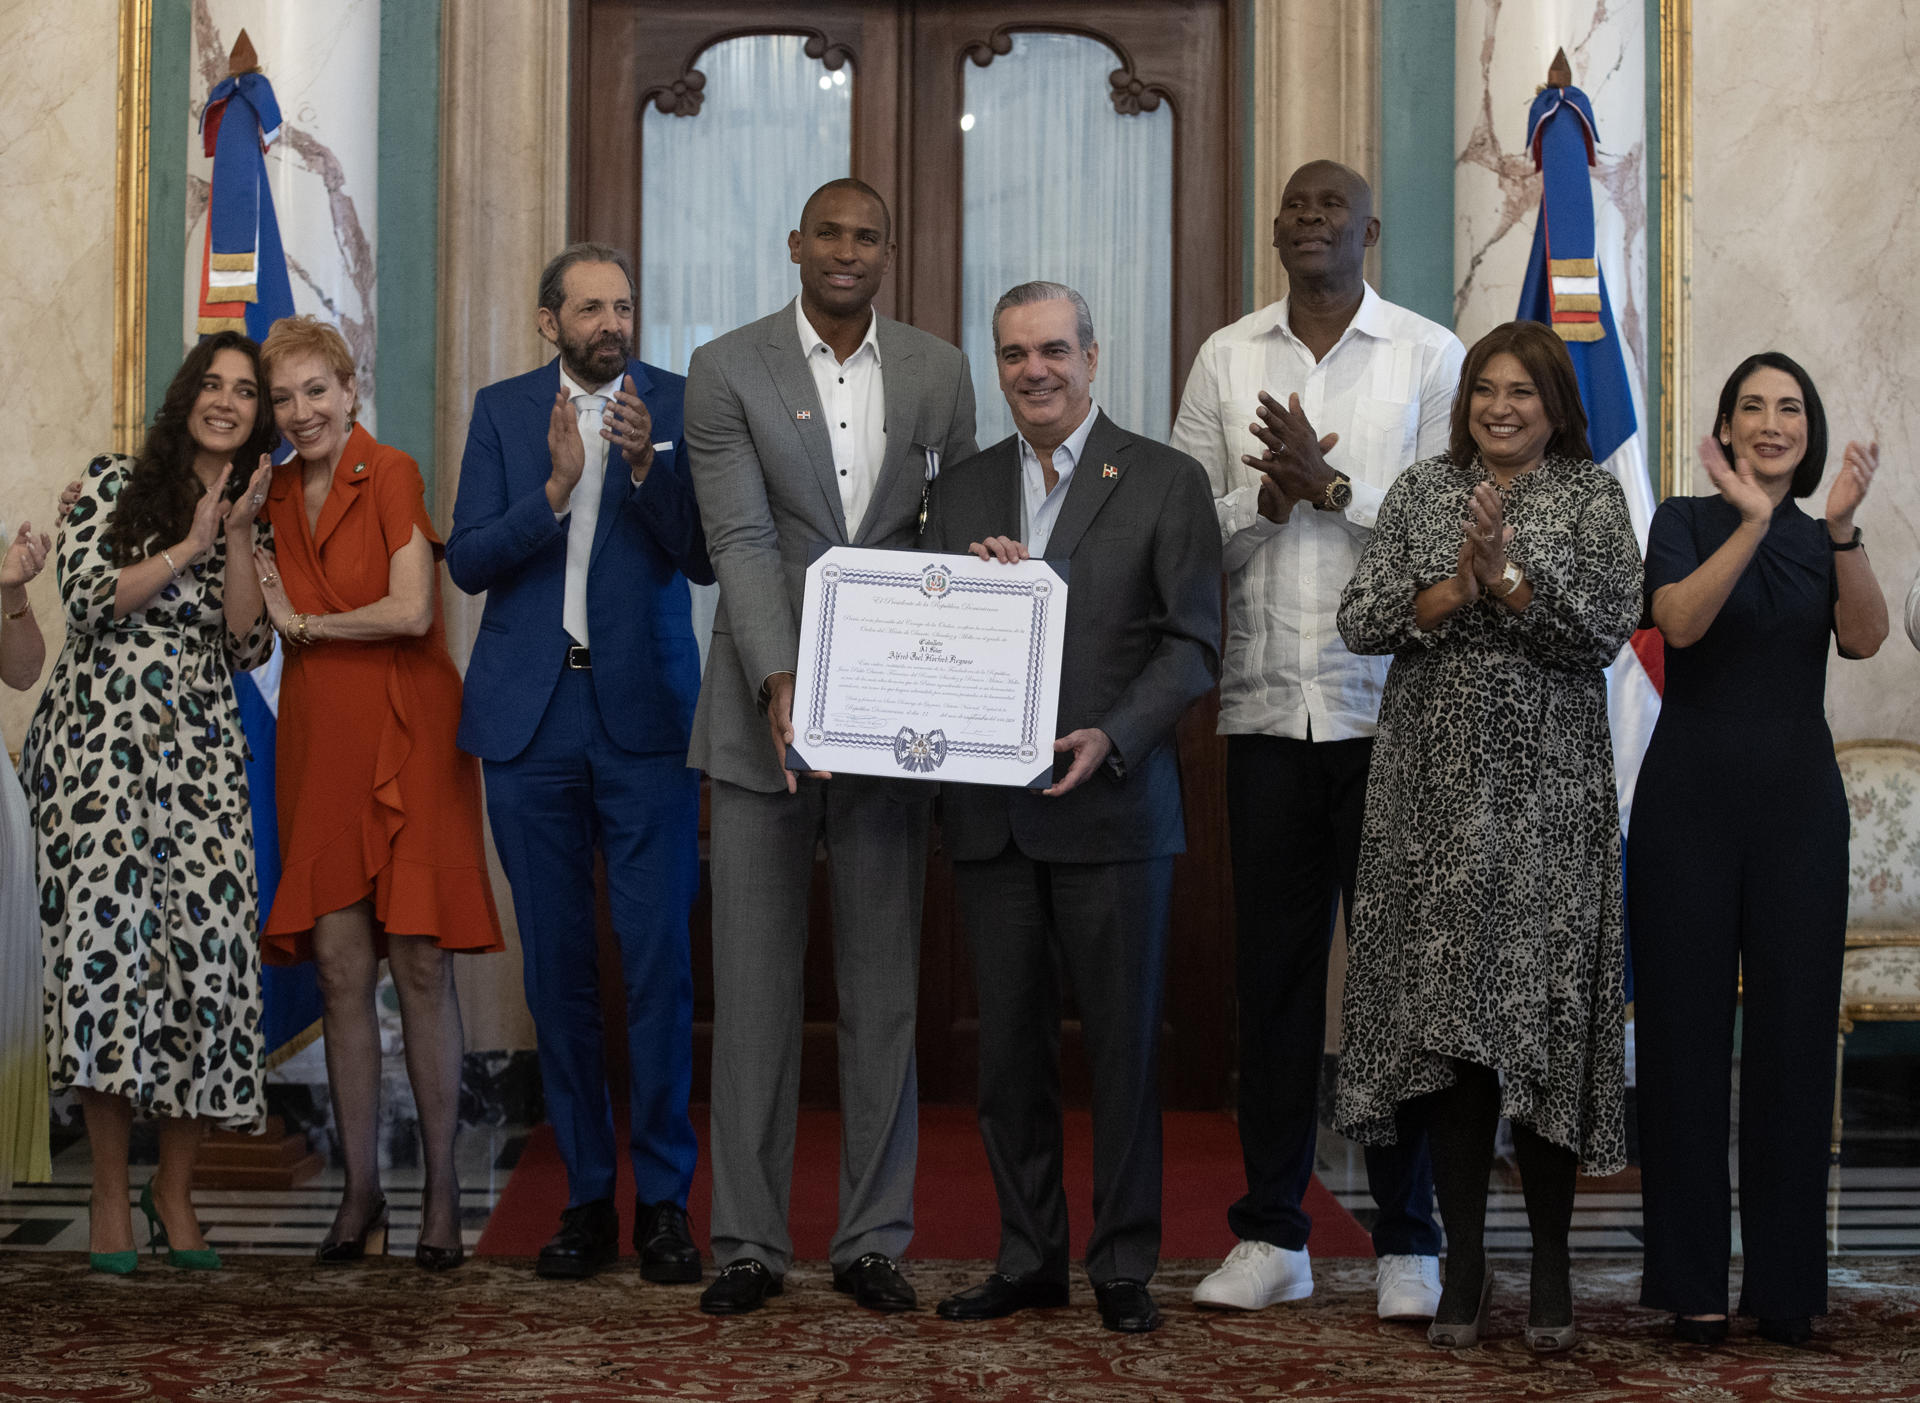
788, 547, 1068, 789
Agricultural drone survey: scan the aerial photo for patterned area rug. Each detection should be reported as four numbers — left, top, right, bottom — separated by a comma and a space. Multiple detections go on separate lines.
3, 1257, 1917, 1401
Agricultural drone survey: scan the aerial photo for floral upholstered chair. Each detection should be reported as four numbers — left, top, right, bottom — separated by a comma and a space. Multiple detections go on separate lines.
1833, 739, 1920, 1156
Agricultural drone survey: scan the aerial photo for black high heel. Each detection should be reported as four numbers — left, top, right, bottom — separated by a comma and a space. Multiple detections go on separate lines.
413, 1187, 466, 1271
1757, 1316, 1812, 1347
415, 1240, 466, 1272
316, 1196, 390, 1264
1672, 1315, 1729, 1345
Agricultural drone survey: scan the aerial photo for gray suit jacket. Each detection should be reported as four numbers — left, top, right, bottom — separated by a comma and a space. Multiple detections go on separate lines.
685, 300, 978, 791
923, 411, 1222, 865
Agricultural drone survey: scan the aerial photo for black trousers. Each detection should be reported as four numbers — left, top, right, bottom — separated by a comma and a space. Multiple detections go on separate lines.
1627, 712, 1848, 1319
1225, 733, 1439, 1256
953, 844, 1173, 1286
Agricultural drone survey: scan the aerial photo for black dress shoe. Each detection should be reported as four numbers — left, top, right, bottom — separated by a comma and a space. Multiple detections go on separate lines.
935, 1272, 1071, 1321
1094, 1279, 1162, 1334
634, 1199, 702, 1284
1671, 1315, 1729, 1345
1757, 1316, 1813, 1347
536, 1199, 619, 1280
699, 1257, 783, 1315
831, 1252, 917, 1311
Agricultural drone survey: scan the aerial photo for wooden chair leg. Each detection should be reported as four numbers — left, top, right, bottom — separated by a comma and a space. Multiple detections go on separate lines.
1830, 1018, 1850, 1164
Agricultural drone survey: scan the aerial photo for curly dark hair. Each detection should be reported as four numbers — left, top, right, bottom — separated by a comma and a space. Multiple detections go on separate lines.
104, 332, 278, 566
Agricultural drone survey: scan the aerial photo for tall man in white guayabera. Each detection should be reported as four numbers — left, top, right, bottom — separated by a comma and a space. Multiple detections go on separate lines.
1170, 160, 1464, 1324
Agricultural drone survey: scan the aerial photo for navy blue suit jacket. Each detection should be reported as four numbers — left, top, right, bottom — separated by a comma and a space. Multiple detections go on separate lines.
447, 356, 713, 762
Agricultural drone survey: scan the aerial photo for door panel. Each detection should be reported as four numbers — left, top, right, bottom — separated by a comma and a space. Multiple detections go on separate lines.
572, 0, 1239, 1110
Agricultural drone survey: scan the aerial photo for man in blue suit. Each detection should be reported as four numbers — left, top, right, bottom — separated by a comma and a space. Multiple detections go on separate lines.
447, 242, 712, 1281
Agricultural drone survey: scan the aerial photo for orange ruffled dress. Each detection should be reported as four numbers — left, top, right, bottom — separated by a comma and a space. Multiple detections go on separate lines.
262, 424, 504, 964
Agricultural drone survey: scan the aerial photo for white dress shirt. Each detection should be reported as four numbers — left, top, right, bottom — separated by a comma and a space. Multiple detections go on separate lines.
1017, 401, 1099, 557
1170, 283, 1465, 740
556, 365, 623, 647
797, 298, 887, 537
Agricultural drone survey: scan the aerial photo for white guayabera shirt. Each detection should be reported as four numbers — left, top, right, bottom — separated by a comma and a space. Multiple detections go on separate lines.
1172, 283, 1464, 741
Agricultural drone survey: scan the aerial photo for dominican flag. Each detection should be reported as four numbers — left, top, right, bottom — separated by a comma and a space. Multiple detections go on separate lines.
233, 635, 323, 1066
1516, 75, 1663, 837
197, 68, 294, 341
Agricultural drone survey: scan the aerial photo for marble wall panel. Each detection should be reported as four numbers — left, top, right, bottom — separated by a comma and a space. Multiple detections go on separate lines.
184, 0, 381, 424
1250, 0, 1380, 309
1691, 0, 1920, 741
432, 0, 571, 1053
1453, 0, 1649, 420
0, 0, 120, 746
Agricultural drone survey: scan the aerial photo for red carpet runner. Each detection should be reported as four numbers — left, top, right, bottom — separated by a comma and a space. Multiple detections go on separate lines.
475, 1104, 1373, 1259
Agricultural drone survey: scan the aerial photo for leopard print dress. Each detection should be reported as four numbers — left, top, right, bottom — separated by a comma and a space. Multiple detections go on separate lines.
1331, 453, 1641, 1172
19, 454, 275, 1130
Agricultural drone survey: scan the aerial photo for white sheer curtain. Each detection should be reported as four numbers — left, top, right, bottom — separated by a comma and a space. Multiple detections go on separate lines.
961, 33, 1174, 446
641, 36, 854, 658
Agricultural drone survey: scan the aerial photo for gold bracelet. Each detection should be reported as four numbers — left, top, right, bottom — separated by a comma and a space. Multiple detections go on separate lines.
3, 600, 30, 621
285, 612, 304, 646
161, 548, 181, 579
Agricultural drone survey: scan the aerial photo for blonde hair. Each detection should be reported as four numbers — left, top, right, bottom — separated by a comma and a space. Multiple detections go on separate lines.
260, 314, 357, 397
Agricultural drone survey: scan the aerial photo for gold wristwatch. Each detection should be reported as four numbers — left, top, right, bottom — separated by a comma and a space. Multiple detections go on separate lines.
1492, 561, 1525, 598
1315, 472, 1353, 512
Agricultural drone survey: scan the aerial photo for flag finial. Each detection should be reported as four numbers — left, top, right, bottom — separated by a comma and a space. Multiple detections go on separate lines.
1546, 48, 1572, 89
228, 29, 260, 77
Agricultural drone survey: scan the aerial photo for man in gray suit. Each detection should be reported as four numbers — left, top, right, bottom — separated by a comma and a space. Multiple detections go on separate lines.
923, 283, 1222, 1333
683, 178, 977, 1315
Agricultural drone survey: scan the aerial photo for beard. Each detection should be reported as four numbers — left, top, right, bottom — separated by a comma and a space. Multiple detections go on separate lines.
558, 325, 630, 386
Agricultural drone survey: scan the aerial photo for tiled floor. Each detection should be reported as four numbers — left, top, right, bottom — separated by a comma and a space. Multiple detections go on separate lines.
6, 1060, 1917, 1259
1314, 1124, 1920, 1258
0, 1124, 520, 1257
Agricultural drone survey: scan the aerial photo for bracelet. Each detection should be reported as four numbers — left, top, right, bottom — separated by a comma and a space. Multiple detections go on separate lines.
288, 612, 323, 646
1831, 525, 1864, 552
3, 600, 30, 621
161, 548, 182, 579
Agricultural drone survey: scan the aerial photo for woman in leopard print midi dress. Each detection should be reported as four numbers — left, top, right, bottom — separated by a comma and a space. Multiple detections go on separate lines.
19, 333, 277, 1269
1332, 322, 1641, 1349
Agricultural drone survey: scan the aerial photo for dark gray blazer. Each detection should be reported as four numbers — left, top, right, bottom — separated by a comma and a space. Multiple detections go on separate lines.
684, 301, 977, 791
923, 411, 1222, 865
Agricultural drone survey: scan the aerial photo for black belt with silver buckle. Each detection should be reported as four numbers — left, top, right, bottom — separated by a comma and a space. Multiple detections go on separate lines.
565, 645, 592, 670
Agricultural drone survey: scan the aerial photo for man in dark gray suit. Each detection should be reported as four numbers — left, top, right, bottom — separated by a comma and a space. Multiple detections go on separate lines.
683, 179, 977, 1315
924, 283, 1222, 1334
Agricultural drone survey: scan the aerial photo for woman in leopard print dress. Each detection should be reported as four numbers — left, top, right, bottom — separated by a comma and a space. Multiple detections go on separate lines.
19, 333, 276, 1270
1333, 322, 1640, 1349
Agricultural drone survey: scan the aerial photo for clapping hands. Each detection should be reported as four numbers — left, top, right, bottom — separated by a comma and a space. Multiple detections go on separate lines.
1, 520, 51, 589
1826, 440, 1879, 532
1698, 434, 1774, 526
1465, 482, 1515, 590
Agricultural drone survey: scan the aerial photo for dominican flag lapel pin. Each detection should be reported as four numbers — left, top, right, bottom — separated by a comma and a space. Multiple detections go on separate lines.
795, 409, 812, 421
1102, 463, 1119, 478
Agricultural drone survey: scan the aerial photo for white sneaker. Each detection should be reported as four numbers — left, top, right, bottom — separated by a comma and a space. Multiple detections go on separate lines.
1191, 1239, 1313, 1310
1375, 1253, 1442, 1321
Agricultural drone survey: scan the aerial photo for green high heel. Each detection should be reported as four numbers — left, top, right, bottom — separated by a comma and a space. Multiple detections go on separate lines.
139, 1179, 223, 1271
88, 1250, 138, 1275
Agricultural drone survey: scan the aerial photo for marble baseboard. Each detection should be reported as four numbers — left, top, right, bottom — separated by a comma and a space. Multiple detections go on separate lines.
46, 1050, 544, 1168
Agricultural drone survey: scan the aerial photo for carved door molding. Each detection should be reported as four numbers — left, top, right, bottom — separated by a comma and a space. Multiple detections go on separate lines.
570, 0, 1241, 1110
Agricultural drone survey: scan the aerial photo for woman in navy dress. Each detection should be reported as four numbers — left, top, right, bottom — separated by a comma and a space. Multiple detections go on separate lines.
1628, 352, 1887, 1347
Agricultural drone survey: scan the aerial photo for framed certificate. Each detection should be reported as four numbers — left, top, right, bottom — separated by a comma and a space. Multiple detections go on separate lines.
786, 546, 1068, 788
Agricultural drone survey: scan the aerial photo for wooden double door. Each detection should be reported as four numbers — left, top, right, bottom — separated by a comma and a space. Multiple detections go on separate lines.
570, 0, 1243, 1109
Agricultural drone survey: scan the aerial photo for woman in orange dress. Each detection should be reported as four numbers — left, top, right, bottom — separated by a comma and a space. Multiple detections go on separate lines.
255, 316, 503, 1270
